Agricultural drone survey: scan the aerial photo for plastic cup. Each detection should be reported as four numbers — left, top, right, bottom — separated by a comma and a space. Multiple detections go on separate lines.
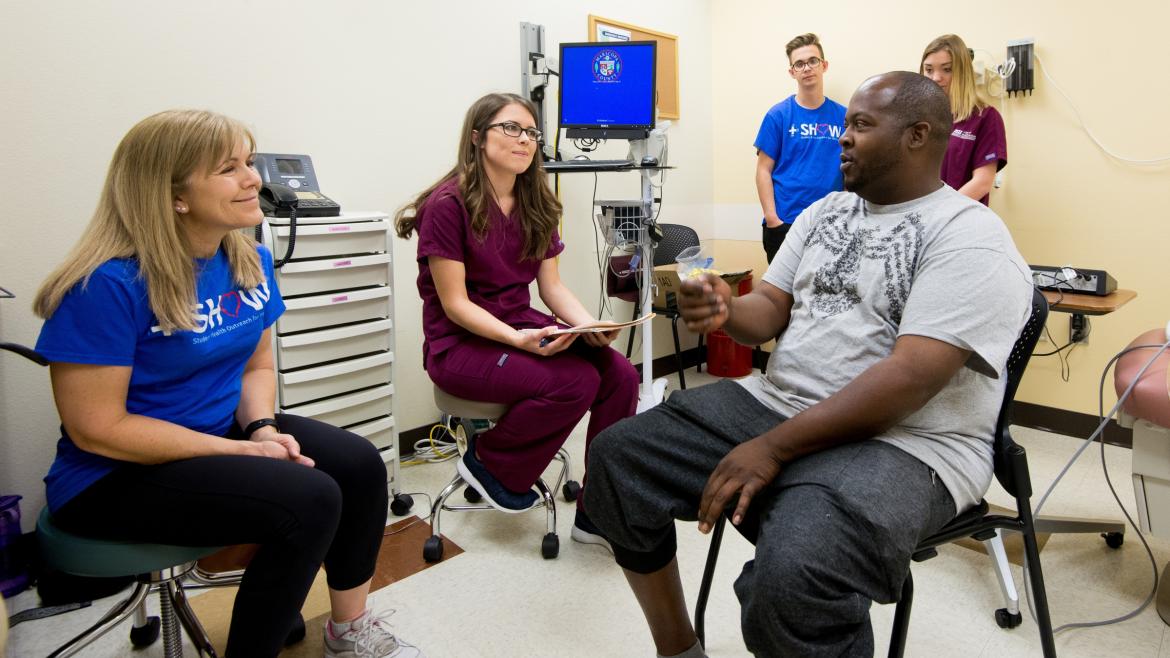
675, 246, 713, 280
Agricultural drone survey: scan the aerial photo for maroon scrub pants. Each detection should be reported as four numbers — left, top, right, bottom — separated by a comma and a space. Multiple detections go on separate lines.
427, 336, 638, 501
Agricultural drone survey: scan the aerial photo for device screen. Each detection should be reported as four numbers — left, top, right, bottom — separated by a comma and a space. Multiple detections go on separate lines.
276, 158, 304, 175
559, 41, 656, 128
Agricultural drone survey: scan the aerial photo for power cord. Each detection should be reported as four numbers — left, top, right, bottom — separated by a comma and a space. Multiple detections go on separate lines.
1020, 337, 1170, 632
572, 138, 602, 153
1034, 54, 1170, 165
382, 491, 435, 536
400, 420, 459, 466
1032, 270, 1096, 381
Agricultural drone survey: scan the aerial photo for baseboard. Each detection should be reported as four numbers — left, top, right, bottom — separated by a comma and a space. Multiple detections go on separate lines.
398, 348, 1131, 458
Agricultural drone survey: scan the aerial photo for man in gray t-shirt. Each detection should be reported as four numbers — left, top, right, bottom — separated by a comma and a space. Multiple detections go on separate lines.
741, 182, 1032, 511
584, 72, 1033, 658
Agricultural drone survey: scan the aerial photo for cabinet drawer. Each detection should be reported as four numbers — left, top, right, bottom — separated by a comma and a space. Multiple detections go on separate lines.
278, 352, 393, 407
281, 384, 394, 429
348, 416, 396, 451
277, 319, 392, 370
278, 287, 390, 334
273, 221, 387, 260
276, 253, 391, 297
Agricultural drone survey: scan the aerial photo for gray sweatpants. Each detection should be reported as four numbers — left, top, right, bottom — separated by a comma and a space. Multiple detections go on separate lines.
584, 380, 956, 657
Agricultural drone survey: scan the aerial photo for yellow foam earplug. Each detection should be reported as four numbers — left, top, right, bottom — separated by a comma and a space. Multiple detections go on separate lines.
684, 267, 723, 280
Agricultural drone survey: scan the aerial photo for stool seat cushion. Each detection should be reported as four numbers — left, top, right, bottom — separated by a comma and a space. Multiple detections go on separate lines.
434, 385, 508, 421
1115, 328, 1170, 428
37, 508, 220, 578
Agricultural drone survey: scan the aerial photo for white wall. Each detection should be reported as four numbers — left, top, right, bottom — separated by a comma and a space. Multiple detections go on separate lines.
0, 0, 713, 530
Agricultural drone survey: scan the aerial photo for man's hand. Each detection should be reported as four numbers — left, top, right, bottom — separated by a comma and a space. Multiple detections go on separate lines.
697, 436, 782, 533
679, 273, 732, 334
763, 213, 783, 228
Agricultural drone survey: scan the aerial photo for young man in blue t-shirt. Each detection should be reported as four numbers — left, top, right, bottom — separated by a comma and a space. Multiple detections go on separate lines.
755, 33, 847, 263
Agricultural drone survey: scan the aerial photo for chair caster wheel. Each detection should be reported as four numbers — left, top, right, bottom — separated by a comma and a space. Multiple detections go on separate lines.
464, 486, 483, 503
129, 616, 160, 647
390, 493, 414, 516
423, 536, 444, 563
1103, 531, 1124, 549
284, 613, 306, 646
994, 608, 1022, 629
456, 418, 478, 456
541, 533, 559, 559
562, 480, 581, 502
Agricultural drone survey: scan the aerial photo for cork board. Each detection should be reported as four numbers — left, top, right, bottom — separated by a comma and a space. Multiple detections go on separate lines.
587, 15, 680, 120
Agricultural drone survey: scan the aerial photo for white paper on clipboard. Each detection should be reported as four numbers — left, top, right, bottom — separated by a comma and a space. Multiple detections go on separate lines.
596, 25, 631, 42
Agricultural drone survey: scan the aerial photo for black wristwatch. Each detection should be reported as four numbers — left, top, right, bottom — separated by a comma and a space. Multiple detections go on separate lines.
243, 417, 280, 438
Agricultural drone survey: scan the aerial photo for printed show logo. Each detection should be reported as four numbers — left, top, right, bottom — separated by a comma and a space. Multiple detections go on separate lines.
150, 280, 271, 336
789, 122, 843, 139
592, 49, 623, 83
219, 291, 241, 318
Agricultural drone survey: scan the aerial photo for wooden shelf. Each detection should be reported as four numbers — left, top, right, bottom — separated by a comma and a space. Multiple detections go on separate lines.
1041, 288, 1136, 316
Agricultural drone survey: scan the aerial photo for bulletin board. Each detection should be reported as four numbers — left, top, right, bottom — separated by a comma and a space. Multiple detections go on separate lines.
587, 15, 680, 120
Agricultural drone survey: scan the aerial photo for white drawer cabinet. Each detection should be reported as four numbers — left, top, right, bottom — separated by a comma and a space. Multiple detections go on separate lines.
276, 253, 391, 297
288, 384, 395, 429
277, 319, 392, 370
278, 352, 394, 407
261, 211, 401, 495
278, 287, 391, 334
273, 221, 390, 260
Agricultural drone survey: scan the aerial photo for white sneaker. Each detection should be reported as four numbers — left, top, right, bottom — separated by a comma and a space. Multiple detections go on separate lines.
324, 609, 424, 658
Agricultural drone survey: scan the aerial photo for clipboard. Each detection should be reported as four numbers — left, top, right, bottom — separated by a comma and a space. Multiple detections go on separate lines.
550, 312, 656, 336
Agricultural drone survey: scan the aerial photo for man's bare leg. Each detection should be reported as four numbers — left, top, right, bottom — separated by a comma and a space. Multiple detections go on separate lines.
624, 557, 701, 656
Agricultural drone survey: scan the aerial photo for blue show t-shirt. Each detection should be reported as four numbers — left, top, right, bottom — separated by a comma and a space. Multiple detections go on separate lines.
35, 246, 285, 511
754, 95, 847, 225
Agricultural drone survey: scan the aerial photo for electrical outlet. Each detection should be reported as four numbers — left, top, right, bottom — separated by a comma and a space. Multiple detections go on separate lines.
1069, 314, 1089, 344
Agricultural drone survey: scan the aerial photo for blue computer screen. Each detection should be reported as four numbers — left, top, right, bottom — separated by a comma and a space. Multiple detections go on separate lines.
558, 41, 656, 129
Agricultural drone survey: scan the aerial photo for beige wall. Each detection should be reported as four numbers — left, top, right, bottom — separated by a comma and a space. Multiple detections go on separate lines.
0, 1, 713, 529
711, 1, 1170, 415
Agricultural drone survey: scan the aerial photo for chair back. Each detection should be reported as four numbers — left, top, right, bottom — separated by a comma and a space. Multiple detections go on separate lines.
992, 287, 1048, 499
652, 224, 700, 267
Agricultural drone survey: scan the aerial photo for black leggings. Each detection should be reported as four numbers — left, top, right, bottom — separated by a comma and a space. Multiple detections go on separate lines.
53, 414, 389, 658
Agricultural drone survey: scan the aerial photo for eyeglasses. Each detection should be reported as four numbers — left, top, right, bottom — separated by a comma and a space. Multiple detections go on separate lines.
790, 57, 823, 72
486, 121, 543, 142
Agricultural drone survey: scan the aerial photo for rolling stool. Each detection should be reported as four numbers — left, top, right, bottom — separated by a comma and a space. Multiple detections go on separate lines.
37, 508, 223, 657
424, 385, 581, 562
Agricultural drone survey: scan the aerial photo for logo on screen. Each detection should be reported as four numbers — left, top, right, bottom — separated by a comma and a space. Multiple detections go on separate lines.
592, 49, 623, 83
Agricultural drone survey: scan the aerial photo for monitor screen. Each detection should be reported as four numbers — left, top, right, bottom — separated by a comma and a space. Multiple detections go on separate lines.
558, 41, 657, 140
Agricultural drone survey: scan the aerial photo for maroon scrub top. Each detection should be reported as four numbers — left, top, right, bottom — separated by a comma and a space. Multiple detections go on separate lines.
415, 177, 564, 365
940, 105, 1007, 206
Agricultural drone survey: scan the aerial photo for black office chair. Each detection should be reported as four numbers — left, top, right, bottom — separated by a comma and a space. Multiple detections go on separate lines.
622, 223, 704, 389
693, 287, 1055, 658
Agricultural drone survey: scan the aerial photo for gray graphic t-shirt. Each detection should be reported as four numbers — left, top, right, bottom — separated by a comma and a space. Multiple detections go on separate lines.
738, 185, 1033, 511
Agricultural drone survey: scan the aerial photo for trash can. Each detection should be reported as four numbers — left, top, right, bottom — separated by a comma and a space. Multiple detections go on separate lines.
706, 274, 754, 378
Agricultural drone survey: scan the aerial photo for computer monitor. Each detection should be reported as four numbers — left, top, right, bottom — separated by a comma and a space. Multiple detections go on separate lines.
558, 41, 657, 141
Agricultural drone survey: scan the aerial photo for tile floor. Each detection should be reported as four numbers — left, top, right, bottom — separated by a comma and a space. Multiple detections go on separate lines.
7, 370, 1170, 657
